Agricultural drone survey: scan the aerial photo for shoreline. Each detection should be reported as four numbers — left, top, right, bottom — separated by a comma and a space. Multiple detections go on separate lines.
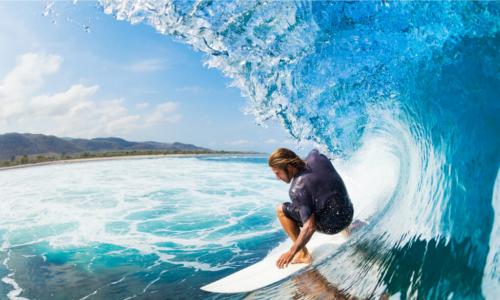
0, 152, 266, 172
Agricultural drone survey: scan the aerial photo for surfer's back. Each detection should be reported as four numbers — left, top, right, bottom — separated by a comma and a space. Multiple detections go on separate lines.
294, 149, 350, 211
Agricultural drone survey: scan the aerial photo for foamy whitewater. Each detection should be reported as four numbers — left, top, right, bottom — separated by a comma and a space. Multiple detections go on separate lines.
0, 156, 287, 299
0, 150, 393, 299
1, 1, 499, 299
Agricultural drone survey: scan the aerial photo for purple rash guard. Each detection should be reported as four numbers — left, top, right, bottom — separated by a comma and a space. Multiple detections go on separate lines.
283, 149, 353, 234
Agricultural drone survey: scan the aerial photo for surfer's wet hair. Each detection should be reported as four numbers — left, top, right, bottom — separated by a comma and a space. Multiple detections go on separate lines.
268, 148, 306, 172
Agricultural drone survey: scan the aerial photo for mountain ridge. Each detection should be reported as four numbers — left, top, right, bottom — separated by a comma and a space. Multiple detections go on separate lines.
0, 132, 212, 161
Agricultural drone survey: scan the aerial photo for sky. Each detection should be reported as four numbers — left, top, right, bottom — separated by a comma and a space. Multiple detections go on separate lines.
0, 1, 315, 155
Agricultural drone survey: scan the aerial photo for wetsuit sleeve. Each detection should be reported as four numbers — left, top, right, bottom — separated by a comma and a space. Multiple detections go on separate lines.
297, 204, 313, 225
289, 188, 314, 225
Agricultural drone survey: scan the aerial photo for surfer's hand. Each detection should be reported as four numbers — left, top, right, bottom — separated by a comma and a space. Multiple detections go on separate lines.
276, 251, 294, 269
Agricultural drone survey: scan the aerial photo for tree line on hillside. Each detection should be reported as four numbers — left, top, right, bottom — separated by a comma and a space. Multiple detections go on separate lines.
0, 149, 246, 168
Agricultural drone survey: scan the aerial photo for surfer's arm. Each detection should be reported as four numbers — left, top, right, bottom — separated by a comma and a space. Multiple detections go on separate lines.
276, 214, 316, 268
290, 214, 316, 256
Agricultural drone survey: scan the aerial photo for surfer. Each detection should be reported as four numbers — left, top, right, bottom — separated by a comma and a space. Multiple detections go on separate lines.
269, 148, 353, 269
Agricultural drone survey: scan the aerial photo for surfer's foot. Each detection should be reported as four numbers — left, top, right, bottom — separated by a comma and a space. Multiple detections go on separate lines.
291, 252, 312, 264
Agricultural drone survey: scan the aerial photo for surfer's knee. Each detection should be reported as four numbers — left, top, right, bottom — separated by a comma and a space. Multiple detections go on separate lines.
276, 204, 284, 217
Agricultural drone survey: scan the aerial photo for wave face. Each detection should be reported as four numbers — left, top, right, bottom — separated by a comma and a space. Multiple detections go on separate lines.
98, 1, 497, 298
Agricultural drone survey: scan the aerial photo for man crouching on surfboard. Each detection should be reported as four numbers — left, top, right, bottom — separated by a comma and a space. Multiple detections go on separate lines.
269, 148, 353, 269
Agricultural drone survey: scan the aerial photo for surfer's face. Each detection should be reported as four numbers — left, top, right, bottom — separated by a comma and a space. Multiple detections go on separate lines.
271, 166, 292, 183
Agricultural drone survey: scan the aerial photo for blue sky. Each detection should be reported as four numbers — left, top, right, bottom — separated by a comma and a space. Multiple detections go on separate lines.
0, 1, 314, 154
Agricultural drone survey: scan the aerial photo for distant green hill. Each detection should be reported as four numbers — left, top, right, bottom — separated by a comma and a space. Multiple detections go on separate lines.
0, 133, 212, 161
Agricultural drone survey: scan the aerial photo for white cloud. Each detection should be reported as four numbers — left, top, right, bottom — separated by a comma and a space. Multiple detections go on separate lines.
135, 102, 150, 109
145, 102, 182, 125
175, 85, 213, 94
0, 53, 62, 120
29, 84, 98, 117
264, 138, 278, 144
225, 139, 251, 146
125, 59, 164, 73
0, 52, 181, 138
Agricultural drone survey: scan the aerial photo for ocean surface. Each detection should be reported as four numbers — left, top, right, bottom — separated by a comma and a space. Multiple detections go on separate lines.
2, 0, 500, 299
0, 148, 394, 300
0, 155, 289, 299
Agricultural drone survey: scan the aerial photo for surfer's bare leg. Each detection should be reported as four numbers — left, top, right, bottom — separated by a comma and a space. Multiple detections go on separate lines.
276, 205, 312, 264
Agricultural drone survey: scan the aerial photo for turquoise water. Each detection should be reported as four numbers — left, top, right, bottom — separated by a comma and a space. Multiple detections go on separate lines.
0, 156, 286, 299
99, 1, 499, 298
98, 1, 500, 298
0, 147, 395, 299
2, 0, 500, 299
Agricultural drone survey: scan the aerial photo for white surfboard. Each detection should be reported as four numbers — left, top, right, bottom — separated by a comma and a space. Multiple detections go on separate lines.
200, 232, 348, 293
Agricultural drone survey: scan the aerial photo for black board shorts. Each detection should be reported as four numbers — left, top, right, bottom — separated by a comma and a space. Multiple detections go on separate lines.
282, 201, 353, 234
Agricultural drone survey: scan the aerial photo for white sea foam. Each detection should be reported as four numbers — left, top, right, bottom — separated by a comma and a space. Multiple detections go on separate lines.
0, 149, 404, 298
0, 156, 285, 272
1, 276, 29, 300
1, 250, 29, 300
334, 132, 400, 221
482, 168, 500, 300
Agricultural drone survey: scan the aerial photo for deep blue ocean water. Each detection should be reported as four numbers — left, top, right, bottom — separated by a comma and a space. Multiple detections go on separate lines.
1, 1, 499, 299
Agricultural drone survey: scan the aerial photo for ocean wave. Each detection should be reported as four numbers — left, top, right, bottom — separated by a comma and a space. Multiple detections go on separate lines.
99, 1, 500, 298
